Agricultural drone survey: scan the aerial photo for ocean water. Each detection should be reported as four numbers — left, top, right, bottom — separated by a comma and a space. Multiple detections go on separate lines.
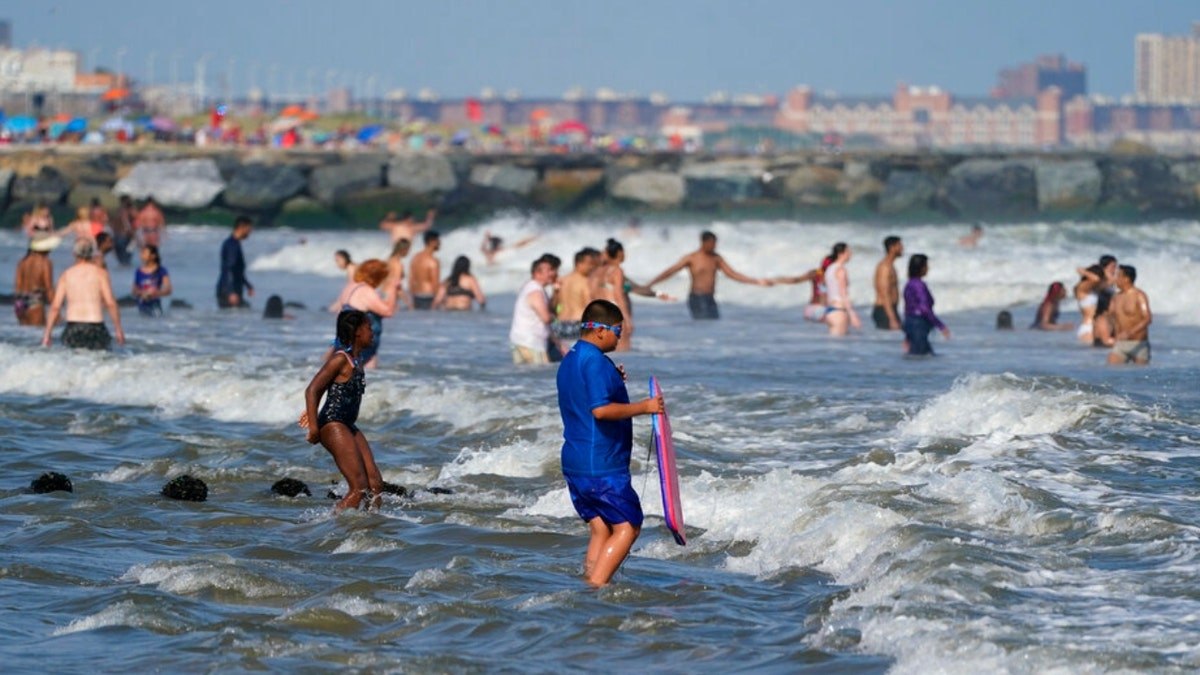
2, 215, 1199, 673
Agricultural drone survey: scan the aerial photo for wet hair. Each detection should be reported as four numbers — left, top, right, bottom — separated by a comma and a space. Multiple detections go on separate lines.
1082, 263, 1104, 281
390, 238, 411, 258
143, 244, 161, 266
1120, 264, 1136, 284
423, 230, 440, 245
263, 294, 285, 319
1044, 281, 1065, 302
700, 230, 717, 243
335, 309, 369, 349
95, 232, 111, 248
884, 235, 900, 251
574, 247, 593, 265
536, 253, 561, 270
334, 250, 352, 265
605, 238, 624, 259
447, 255, 471, 286
354, 259, 389, 287
907, 253, 929, 279
582, 299, 623, 326
996, 310, 1013, 330
400, 210, 413, 220
1099, 254, 1117, 268
73, 239, 95, 260
830, 242, 848, 261
531, 258, 552, 275
30, 471, 73, 494
234, 216, 253, 229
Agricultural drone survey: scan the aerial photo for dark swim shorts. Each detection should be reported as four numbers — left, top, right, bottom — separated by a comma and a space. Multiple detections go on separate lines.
62, 322, 112, 350
687, 292, 719, 320
565, 473, 644, 528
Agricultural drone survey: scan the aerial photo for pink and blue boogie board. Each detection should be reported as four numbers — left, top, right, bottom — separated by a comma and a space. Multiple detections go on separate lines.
649, 376, 686, 546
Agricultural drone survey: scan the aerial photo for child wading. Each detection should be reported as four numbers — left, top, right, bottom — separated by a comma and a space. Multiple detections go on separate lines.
556, 299, 663, 586
300, 310, 384, 511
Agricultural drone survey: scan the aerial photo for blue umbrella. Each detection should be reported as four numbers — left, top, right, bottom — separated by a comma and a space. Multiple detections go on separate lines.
356, 125, 384, 143
66, 118, 88, 133
451, 129, 470, 145
3, 115, 37, 133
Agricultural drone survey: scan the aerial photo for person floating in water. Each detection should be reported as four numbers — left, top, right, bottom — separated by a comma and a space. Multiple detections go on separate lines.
645, 230, 771, 320
556, 299, 663, 587
1030, 282, 1073, 331
300, 309, 384, 512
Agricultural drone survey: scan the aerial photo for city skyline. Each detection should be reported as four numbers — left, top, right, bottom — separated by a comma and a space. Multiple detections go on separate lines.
3, 0, 1198, 102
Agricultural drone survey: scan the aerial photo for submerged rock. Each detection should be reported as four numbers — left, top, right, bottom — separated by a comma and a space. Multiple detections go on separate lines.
30, 471, 73, 494
162, 475, 208, 502
271, 478, 311, 497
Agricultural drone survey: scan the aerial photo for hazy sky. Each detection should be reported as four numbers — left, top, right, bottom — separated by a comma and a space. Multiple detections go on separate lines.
6, 0, 1198, 100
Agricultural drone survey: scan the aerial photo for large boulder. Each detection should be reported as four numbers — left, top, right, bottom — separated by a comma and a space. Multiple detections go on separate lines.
308, 157, 385, 206
838, 160, 885, 205
1101, 157, 1196, 212
223, 163, 308, 211
113, 159, 226, 209
780, 165, 844, 206
469, 164, 538, 196
941, 159, 1037, 217
1035, 160, 1102, 212
609, 170, 685, 208
681, 159, 766, 207
387, 153, 458, 194
1169, 159, 1200, 204
12, 166, 72, 204
878, 170, 938, 215
532, 167, 605, 210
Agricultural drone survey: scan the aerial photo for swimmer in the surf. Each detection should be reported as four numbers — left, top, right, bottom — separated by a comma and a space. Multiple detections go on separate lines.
300, 309, 384, 512
645, 230, 771, 320
481, 230, 540, 265
556, 299, 663, 587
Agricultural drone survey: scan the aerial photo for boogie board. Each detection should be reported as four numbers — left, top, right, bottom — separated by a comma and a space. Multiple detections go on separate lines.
649, 376, 686, 546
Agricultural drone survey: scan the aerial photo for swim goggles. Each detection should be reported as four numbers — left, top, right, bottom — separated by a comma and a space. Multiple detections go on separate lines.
582, 321, 622, 337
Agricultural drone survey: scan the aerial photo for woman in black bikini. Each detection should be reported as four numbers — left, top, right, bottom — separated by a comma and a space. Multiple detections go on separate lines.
300, 310, 384, 512
432, 255, 487, 311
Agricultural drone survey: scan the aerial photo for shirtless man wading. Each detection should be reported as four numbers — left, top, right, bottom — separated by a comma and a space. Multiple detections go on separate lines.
42, 239, 125, 350
873, 235, 903, 330
409, 230, 441, 310
554, 247, 600, 338
1103, 265, 1152, 366
645, 230, 771, 320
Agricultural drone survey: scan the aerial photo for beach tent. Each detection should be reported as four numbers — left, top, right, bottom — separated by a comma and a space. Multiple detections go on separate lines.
356, 125, 385, 143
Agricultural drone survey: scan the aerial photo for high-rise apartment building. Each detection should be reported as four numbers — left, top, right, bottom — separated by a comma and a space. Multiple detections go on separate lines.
1135, 23, 1200, 104
0, 20, 11, 49
993, 54, 1086, 100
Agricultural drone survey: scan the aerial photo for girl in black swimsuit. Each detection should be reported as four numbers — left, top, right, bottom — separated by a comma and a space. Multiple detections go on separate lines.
300, 310, 384, 512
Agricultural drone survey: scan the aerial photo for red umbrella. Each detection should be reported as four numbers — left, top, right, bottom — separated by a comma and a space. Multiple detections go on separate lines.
102, 88, 131, 101
551, 120, 590, 136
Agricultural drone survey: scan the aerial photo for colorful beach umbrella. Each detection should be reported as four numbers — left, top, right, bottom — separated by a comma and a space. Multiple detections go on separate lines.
3, 116, 37, 133
102, 88, 130, 101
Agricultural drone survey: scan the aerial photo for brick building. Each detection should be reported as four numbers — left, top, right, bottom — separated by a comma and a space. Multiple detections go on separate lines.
775, 84, 1063, 148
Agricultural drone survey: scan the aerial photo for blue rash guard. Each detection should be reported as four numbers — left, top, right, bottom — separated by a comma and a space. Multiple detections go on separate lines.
556, 340, 632, 478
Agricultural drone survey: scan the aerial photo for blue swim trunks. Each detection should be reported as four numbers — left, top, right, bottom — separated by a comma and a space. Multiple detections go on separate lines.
564, 473, 644, 528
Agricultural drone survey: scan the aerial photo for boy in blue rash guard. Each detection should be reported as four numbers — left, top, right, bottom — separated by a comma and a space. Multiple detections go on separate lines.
556, 299, 664, 587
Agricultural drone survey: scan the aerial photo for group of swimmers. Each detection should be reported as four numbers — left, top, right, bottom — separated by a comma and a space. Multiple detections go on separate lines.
1025, 253, 1153, 365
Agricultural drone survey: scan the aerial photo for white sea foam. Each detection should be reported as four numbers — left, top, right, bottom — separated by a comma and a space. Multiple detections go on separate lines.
51, 600, 179, 636
122, 557, 297, 598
